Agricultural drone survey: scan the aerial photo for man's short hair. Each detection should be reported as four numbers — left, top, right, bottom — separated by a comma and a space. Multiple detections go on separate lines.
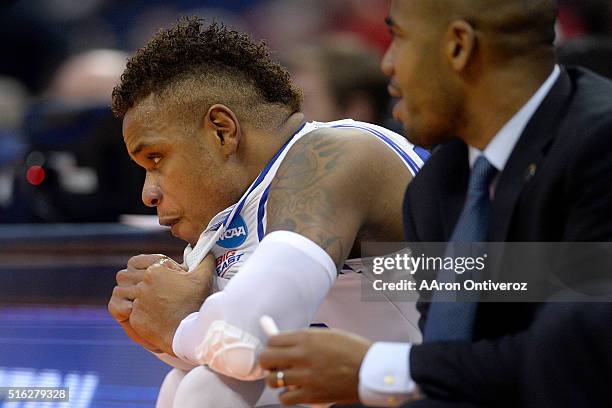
111, 17, 303, 128
425, 0, 557, 61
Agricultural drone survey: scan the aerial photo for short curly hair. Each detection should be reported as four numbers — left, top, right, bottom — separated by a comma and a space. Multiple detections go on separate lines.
111, 18, 302, 127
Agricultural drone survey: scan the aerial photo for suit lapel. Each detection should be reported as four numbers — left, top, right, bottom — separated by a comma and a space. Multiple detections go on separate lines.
490, 68, 574, 241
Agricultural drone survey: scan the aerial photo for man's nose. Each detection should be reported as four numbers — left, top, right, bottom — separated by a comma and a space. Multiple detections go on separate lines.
381, 46, 394, 77
142, 174, 162, 207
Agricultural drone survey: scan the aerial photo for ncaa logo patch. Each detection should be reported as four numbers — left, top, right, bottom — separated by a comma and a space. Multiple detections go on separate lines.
217, 215, 248, 248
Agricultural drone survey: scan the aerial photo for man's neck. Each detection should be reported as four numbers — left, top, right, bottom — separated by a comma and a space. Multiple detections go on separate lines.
459, 62, 556, 150
243, 112, 306, 184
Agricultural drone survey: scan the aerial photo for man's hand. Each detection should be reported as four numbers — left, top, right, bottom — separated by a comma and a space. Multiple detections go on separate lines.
129, 253, 215, 355
108, 254, 167, 352
259, 328, 372, 406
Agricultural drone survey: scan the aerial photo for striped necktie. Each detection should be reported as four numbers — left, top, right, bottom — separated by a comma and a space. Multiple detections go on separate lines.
424, 155, 498, 341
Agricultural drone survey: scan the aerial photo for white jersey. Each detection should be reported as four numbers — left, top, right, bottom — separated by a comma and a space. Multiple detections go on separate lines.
184, 119, 429, 342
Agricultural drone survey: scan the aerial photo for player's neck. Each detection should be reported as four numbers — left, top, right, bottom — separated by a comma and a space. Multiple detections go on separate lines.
243, 112, 306, 183
276, 112, 306, 143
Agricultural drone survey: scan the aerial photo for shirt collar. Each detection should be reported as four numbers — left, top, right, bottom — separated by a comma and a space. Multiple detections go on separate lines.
469, 65, 561, 170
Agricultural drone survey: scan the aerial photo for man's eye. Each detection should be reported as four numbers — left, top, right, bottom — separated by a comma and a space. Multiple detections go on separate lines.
147, 155, 162, 166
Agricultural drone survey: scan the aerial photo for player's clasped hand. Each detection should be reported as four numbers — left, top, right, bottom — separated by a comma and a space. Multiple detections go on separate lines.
108, 253, 215, 356
259, 328, 372, 406
108, 254, 166, 352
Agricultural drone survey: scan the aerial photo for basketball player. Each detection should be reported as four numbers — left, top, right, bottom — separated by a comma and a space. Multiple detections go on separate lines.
107, 18, 428, 407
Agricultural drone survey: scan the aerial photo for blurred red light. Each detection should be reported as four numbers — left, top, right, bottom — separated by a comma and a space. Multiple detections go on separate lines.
27, 166, 45, 186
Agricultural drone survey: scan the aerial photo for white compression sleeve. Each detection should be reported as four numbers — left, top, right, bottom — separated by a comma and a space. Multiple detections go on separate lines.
172, 230, 337, 378
152, 352, 198, 371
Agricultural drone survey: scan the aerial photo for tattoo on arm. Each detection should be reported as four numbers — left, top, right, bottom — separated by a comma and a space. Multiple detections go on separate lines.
266, 131, 353, 269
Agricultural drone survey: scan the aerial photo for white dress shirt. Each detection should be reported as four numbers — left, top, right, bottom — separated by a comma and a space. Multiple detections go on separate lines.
358, 65, 561, 407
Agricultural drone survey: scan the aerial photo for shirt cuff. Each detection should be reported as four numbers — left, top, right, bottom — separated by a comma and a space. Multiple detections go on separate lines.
358, 342, 416, 407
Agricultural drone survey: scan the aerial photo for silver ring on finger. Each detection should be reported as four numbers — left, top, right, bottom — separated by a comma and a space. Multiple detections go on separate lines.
276, 370, 286, 388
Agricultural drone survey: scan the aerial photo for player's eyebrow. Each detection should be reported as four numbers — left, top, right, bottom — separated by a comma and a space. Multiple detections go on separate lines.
130, 143, 149, 156
130, 138, 170, 157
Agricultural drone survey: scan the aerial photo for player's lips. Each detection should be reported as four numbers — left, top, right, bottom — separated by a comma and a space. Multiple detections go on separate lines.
159, 216, 181, 228
160, 217, 184, 239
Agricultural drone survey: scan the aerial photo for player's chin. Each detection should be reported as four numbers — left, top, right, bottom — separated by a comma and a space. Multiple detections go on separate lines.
170, 220, 194, 244
187, 231, 203, 247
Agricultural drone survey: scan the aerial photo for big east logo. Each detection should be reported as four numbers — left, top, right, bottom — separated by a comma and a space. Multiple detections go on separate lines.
216, 250, 244, 276
216, 215, 248, 249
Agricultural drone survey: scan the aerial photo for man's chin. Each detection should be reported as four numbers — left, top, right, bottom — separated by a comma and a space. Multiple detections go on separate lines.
410, 131, 452, 150
392, 99, 405, 123
174, 234, 197, 247
393, 105, 418, 140
170, 223, 191, 244
187, 237, 199, 246
174, 227, 202, 247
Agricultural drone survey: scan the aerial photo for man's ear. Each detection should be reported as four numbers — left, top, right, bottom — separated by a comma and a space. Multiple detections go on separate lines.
444, 19, 477, 72
204, 104, 241, 157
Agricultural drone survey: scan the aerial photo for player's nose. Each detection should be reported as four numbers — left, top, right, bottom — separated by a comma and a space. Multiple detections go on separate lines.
142, 173, 162, 207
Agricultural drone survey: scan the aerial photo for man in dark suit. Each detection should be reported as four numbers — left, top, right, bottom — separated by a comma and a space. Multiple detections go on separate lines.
259, 0, 612, 406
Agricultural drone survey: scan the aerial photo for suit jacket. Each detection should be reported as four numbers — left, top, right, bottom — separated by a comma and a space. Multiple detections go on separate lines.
522, 298, 612, 408
403, 67, 612, 406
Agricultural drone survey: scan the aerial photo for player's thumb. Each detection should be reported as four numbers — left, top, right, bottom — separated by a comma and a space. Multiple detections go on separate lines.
189, 253, 216, 279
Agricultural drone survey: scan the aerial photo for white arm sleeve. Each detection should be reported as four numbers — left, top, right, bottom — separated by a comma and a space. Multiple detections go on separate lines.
152, 352, 198, 371
172, 230, 337, 379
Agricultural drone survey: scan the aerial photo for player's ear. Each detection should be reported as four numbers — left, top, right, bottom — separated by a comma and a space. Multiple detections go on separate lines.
204, 104, 242, 157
